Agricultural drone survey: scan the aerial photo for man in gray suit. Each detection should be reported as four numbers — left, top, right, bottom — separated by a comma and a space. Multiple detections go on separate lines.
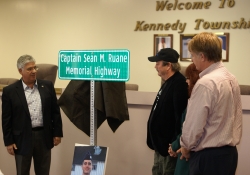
2, 55, 63, 175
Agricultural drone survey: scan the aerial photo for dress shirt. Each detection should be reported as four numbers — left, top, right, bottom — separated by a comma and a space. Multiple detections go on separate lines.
22, 80, 43, 128
180, 61, 242, 151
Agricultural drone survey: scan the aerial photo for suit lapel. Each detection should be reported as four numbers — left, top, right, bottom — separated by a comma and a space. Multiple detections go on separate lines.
37, 80, 46, 114
15, 80, 30, 116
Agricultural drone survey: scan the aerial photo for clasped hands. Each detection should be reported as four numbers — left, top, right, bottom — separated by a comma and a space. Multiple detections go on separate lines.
168, 144, 190, 161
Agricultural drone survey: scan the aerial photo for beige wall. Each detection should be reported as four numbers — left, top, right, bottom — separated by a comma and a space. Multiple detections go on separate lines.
0, 0, 250, 92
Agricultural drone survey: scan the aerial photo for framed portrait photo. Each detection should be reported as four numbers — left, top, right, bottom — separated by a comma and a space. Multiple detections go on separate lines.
71, 143, 109, 175
180, 33, 230, 62
154, 34, 173, 56
180, 34, 196, 62
216, 32, 229, 62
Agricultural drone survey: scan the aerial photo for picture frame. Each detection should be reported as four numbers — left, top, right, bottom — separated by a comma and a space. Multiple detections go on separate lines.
180, 33, 230, 62
154, 34, 173, 56
180, 34, 196, 62
216, 32, 229, 62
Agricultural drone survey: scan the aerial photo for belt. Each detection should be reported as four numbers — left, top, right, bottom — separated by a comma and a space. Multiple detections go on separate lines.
32, 127, 44, 131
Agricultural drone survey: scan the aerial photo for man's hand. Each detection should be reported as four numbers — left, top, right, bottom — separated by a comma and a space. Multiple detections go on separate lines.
178, 147, 190, 161
168, 144, 177, 157
53, 137, 61, 146
6, 144, 17, 155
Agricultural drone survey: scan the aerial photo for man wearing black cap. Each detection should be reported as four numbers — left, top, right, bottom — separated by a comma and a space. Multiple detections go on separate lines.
82, 151, 92, 175
147, 48, 188, 175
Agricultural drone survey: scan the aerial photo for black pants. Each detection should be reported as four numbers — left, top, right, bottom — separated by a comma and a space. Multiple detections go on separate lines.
189, 146, 238, 175
15, 129, 51, 175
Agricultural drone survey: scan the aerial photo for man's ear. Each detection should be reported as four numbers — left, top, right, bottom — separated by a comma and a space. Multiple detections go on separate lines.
199, 52, 206, 62
166, 63, 171, 71
18, 68, 23, 75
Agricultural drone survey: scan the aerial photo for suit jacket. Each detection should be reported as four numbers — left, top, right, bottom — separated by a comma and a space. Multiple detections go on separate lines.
147, 71, 188, 157
1, 79, 63, 155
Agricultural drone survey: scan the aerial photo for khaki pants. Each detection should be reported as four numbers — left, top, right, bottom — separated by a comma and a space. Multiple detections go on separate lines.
152, 151, 177, 175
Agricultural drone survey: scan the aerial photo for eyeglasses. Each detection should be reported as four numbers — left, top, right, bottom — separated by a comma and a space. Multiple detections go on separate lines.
26, 66, 39, 72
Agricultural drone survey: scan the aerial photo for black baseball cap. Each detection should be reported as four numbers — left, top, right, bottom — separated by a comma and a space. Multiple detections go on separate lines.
148, 48, 179, 63
83, 151, 92, 161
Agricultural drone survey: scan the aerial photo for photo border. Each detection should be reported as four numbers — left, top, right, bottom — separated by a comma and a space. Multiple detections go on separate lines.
154, 34, 173, 56
180, 34, 196, 62
216, 32, 229, 62
71, 144, 108, 175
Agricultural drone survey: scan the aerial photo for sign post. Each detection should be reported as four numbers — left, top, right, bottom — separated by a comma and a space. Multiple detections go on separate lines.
58, 49, 130, 145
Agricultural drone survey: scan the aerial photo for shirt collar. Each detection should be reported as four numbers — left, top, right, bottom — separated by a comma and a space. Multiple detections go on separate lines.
22, 80, 38, 90
199, 61, 224, 78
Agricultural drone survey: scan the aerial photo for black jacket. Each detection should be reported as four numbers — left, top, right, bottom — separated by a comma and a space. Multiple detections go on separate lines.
147, 71, 188, 157
2, 79, 63, 155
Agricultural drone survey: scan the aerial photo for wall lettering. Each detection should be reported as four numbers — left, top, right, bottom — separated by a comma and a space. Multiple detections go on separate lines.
133, 0, 248, 33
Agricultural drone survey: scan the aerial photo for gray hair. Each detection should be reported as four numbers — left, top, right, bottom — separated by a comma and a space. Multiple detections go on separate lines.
17, 55, 36, 69
162, 61, 181, 72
